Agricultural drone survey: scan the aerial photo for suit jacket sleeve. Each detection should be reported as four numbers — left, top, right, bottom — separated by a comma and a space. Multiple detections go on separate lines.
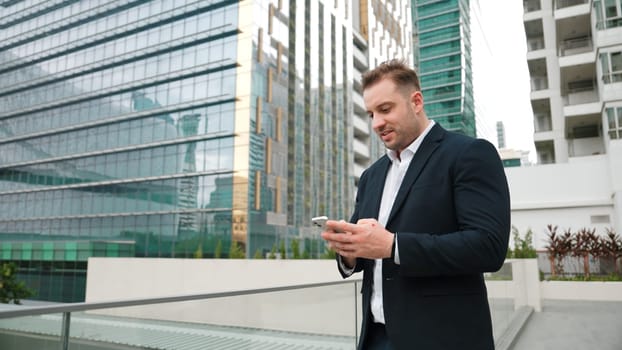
396, 138, 510, 277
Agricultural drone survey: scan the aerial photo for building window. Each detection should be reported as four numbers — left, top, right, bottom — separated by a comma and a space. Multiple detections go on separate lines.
606, 106, 622, 139
600, 51, 622, 83
594, 0, 622, 29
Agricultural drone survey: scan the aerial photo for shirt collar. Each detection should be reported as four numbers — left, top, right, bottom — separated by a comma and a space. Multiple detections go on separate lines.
386, 120, 435, 163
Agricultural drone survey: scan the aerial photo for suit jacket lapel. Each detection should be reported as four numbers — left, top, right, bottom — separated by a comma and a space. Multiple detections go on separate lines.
386, 124, 445, 226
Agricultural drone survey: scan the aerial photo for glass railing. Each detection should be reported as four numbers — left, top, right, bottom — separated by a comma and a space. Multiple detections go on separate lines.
0, 280, 362, 350
0, 261, 532, 350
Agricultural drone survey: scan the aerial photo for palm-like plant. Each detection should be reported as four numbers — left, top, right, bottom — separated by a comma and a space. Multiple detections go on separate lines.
601, 229, 622, 275
572, 228, 600, 279
544, 225, 572, 277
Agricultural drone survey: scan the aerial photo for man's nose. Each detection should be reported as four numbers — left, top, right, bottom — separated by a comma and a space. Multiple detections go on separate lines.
372, 115, 385, 131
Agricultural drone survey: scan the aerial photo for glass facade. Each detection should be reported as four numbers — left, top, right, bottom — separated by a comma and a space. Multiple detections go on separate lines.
412, 0, 476, 137
0, 0, 354, 301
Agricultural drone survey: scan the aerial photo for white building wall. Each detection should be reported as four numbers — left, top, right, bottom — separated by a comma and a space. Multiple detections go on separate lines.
506, 146, 622, 250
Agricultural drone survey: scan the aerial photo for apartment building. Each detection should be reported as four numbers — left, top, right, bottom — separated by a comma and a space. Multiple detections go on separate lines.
508, 0, 622, 248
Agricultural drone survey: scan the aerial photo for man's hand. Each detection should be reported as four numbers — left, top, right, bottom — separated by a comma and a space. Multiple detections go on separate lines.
321, 219, 394, 260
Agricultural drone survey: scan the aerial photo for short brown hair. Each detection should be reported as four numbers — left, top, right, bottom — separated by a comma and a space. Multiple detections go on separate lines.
361, 59, 421, 92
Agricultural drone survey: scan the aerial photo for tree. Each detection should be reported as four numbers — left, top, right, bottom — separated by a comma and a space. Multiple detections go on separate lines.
214, 240, 223, 258
279, 241, 286, 259
509, 226, 537, 258
229, 240, 245, 259
253, 249, 263, 259
572, 228, 600, 279
193, 243, 203, 259
268, 244, 277, 259
290, 239, 301, 259
602, 228, 622, 275
0, 262, 33, 304
544, 225, 572, 277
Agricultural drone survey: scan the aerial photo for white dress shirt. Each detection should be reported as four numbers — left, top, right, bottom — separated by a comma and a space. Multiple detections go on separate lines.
370, 120, 435, 324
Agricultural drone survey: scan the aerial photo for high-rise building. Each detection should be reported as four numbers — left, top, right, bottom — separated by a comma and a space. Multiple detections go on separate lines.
524, 0, 622, 164
509, 0, 622, 244
351, 0, 413, 185
0, 0, 355, 301
496, 121, 506, 149
412, 0, 476, 137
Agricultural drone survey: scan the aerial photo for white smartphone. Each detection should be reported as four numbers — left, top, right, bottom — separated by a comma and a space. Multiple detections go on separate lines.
312, 216, 344, 233
311, 216, 328, 229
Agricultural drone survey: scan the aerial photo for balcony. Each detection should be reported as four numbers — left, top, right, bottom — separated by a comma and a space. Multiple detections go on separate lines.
530, 76, 549, 91
353, 137, 370, 161
352, 113, 370, 138
534, 113, 552, 132
555, 0, 588, 9
352, 44, 368, 72
536, 140, 556, 164
523, 0, 541, 12
527, 36, 545, 52
555, 1, 591, 20
352, 91, 365, 115
558, 36, 592, 57
562, 78, 600, 116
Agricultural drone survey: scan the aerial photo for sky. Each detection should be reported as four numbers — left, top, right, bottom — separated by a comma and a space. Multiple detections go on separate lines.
473, 0, 537, 161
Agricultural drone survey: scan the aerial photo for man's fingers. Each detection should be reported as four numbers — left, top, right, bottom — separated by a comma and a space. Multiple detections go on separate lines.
326, 220, 357, 233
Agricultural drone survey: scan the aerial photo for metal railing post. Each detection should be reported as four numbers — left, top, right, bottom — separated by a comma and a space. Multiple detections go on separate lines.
60, 311, 71, 350
354, 281, 359, 349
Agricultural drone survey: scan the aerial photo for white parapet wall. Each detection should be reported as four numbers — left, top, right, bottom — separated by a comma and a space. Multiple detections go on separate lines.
540, 281, 622, 301
486, 259, 622, 311
86, 258, 360, 337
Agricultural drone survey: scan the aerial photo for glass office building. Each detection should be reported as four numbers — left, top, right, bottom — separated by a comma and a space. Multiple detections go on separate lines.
412, 0, 476, 136
0, 0, 354, 302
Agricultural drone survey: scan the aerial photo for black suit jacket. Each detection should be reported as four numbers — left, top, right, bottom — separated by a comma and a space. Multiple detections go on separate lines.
342, 124, 511, 350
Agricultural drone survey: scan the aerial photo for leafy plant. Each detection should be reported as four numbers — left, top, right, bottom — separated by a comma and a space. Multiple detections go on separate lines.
601, 228, 622, 275
279, 241, 286, 259
228, 240, 245, 259
253, 249, 263, 259
0, 262, 34, 304
268, 244, 277, 259
571, 228, 601, 279
214, 240, 222, 258
193, 243, 203, 259
544, 225, 572, 277
290, 239, 301, 259
509, 226, 537, 258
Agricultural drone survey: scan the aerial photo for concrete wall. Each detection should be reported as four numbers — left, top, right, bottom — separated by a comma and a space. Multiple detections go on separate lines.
505, 153, 619, 249
86, 258, 361, 337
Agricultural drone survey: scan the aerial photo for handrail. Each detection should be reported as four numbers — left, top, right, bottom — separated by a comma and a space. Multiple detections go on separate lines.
0, 278, 362, 319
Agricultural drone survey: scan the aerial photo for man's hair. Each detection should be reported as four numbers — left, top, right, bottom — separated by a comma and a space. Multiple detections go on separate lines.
361, 59, 421, 92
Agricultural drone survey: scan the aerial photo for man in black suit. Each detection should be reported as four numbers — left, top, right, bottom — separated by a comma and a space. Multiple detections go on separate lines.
321, 59, 510, 350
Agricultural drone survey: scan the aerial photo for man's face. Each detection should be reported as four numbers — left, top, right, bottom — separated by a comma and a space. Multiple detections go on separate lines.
364, 78, 425, 154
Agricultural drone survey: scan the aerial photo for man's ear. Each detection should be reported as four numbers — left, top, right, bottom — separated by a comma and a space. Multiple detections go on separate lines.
411, 91, 424, 112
